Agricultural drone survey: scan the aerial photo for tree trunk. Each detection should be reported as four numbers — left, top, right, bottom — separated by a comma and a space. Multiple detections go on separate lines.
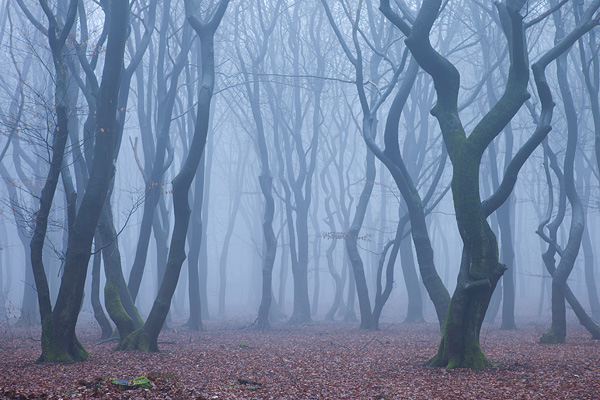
289, 207, 312, 324
399, 223, 424, 323
257, 172, 277, 328
402, 0, 530, 368
321, 176, 342, 321
186, 154, 204, 331
540, 25, 585, 342
127, 13, 191, 301
97, 204, 143, 339
357, 54, 451, 329
38, 0, 130, 362
90, 235, 112, 340
345, 144, 376, 328
217, 171, 242, 317
582, 225, 600, 321
117, 2, 229, 350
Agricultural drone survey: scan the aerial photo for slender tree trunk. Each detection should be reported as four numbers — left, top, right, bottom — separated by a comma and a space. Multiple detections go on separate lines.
117, 2, 229, 350
257, 172, 277, 328
38, 0, 130, 362
540, 23, 585, 342
345, 146, 376, 328
400, 222, 424, 323
371, 214, 406, 330
97, 204, 143, 338
217, 176, 242, 317
290, 207, 312, 323
321, 175, 342, 321
186, 154, 204, 331
199, 139, 212, 320
582, 225, 600, 321
90, 235, 112, 340
127, 14, 191, 301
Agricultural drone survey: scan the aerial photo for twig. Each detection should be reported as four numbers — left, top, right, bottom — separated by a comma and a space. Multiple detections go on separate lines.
275, 351, 300, 390
129, 136, 147, 182
524, 0, 569, 29
239, 317, 258, 330
96, 337, 120, 345
357, 336, 377, 353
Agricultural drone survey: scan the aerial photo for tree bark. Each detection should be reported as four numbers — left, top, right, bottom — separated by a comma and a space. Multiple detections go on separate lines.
90, 235, 112, 340
117, 1, 230, 351
127, 6, 192, 301
404, 0, 530, 368
37, 0, 130, 362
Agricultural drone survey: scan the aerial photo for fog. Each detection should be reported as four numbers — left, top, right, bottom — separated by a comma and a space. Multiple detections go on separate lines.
0, 0, 599, 366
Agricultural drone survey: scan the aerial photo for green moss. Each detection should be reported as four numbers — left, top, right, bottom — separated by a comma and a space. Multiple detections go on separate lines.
445, 356, 462, 370
72, 339, 91, 362
116, 328, 154, 352
105, 278, 135, 338
539, 328, 565, 344
39, 317, 90, 363
40, 317, 73, 363
461, 341, 490, 370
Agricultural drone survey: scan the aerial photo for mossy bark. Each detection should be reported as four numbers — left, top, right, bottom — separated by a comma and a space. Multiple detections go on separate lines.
39, 315, 90, 363
97, 204, 142, 338
399, 0, 530, 368
115, 327, 155, 352
426, 255, 505, 369
91, 238, 112, 340
35, 0, 130, 362
105, 278, 136, 339
539, 328, 565, 344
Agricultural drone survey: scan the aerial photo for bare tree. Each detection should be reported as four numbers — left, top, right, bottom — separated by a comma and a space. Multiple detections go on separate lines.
117, 0, 230, 351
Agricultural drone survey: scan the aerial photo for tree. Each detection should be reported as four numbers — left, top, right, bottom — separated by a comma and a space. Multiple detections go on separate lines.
234, 0, 283, 328
522, 0, 600, 343
23, 0, 131, 362
397, 0, 600, 368
401, 0, 530, 369
127, 0, 192, 302
323, 0, 450, 329
15, 0, 78, 333
117, 0, 230, 351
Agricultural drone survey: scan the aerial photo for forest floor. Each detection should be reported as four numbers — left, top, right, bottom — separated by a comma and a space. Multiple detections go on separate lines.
0, 319, 599, 399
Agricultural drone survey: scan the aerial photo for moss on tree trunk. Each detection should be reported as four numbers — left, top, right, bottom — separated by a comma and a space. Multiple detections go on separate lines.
39, 316, 90, 363
115, 327, 155, 352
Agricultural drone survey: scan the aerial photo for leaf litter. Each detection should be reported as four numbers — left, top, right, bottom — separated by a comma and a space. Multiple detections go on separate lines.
0, 320, 599, 399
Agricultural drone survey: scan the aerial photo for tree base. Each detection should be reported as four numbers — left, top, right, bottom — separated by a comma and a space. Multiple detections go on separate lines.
257, 317, 270, 330
184, 319, 204, 332
39, 318, 90, 363
343, 309, 358, 322
116, 328, 157, 352
426, 339, 491, 370
539, 328, 565, 344
500, 323, 517, 330
287, 312, 311, 325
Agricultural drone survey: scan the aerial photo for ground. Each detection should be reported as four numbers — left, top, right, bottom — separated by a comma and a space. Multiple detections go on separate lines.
0, 319, 599, 399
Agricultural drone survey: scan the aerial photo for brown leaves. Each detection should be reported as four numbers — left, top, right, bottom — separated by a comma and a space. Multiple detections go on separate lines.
1, 322, 599, 399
